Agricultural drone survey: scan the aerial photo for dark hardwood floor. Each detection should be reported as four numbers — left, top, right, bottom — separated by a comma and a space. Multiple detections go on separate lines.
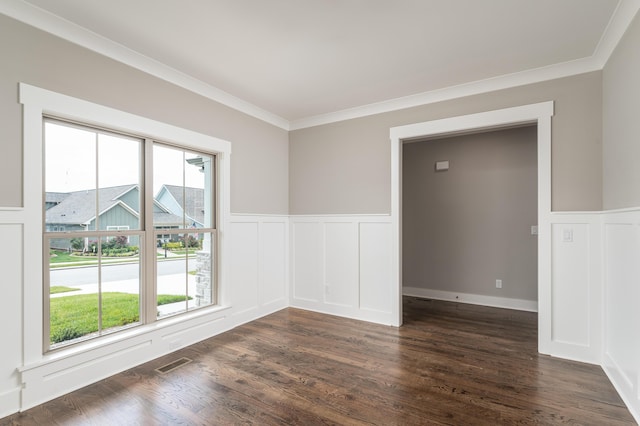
2, 297, 635, 425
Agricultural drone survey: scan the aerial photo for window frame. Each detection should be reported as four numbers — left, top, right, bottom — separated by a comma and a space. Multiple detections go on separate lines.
21, 83, 231, 362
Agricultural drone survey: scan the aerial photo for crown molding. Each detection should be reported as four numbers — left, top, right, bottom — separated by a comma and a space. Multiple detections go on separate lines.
592, 0, 640, 68
289, 57, 599, 130
0, 0, 290, 130
2, 0, 638, 132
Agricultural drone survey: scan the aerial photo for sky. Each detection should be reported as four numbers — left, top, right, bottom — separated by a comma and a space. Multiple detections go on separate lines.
45, 121, 208, 195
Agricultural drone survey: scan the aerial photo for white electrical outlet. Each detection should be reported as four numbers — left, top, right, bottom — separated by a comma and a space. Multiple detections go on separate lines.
496, 279, 502, 289
562, 228, 574, 243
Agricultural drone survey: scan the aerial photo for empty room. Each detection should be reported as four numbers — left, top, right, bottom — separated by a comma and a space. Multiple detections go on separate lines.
1, 1, 640, 424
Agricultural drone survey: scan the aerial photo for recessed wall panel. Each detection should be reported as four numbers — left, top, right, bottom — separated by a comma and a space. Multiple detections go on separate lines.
360, 222, 392, 313
604, 223, 640, 390
259, 222, 287, 305
292, 222, 322, 302
230, 222, 259, 312
324, 222, 358, 307
551, 223, 590, 346
0, 224, 22, 415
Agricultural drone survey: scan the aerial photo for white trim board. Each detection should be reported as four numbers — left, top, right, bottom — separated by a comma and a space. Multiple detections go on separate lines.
1, 1, 638, 130
403, 287, 538, 313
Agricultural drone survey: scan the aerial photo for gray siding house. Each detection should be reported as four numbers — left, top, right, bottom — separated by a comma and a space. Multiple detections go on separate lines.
45, 184, 201, 249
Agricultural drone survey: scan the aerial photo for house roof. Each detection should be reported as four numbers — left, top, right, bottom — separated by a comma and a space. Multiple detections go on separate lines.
45, 192, 70, 206
46, 185, 190, 229
45, 184, 138, 226
158, 185, 205, 226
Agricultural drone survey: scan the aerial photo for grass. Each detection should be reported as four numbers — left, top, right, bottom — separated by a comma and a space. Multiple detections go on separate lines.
50, 285, 79, 294
50, 292, 191, 344
49, 250, 78, 263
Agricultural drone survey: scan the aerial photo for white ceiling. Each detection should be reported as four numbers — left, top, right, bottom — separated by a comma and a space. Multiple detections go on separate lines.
4, 0, 638, 129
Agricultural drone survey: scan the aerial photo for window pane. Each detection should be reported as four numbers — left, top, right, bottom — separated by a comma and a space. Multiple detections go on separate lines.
153, 145, 214, 229
48, 235, 142, 348
100, 235, 141, 335
157, 232, 190, 317
194, 232, 215, 307
154, 144, 216, 319
153, 145, 186, 229
98, 133, 141, 231
45, 122, 96, 233
185, 151, 214, 229
45, 121, 142, 233
49, 237, 99, 346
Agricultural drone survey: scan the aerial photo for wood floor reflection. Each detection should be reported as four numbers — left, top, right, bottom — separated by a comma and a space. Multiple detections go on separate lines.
2, 297, 635, 425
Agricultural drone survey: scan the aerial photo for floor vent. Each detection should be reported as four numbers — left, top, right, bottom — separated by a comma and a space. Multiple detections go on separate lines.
155, 357, 192, 374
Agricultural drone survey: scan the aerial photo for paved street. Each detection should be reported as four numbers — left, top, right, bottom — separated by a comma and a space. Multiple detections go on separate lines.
50, 258, 190, 285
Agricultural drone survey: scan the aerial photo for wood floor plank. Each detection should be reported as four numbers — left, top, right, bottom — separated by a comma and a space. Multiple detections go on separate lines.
1, 297, 635, 425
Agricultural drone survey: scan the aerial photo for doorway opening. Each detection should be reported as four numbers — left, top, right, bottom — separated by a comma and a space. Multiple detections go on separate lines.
402, 125, 538, 311
389, 102, 554, 354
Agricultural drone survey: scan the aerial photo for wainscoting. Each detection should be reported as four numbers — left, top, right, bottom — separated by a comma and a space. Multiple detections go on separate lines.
0, 212, 289, 417
289, 215, 395, 325
601, 209, 640, 422
0, 216, 23, 419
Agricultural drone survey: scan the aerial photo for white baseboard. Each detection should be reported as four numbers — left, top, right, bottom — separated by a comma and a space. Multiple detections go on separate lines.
602, 354, 640, 425
0, 387, 21, 419
403, 286, 538, 312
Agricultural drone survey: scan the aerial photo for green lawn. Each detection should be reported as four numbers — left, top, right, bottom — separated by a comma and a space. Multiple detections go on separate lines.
50, 292, 191, 344
49, 250, 82, 263
50, 285, 79, 294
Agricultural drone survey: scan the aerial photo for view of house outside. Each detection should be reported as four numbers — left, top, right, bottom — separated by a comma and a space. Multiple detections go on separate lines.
44, 120, 216, 348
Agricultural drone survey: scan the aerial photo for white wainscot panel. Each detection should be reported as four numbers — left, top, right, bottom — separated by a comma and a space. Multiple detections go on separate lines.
292, 222, 323, 302
290, 216, 395, 325
259, 222, 288, 306
0, 223, 22, 418
359, 222, 392, 313
324, 222, 358, 307
551, 223, 591, 347
230, 221, 259, 313
604, 222, 640, 392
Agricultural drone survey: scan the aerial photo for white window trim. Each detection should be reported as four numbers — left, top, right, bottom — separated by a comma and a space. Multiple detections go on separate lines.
20, 83, 231, 367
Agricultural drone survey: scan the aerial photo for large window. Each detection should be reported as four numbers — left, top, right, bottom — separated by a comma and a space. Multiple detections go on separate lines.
44, 119, 217, 350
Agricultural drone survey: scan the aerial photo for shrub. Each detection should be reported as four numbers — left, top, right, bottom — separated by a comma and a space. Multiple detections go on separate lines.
70, 238, 84, 251
164, 241, 183, 250
182, 234, 201, 249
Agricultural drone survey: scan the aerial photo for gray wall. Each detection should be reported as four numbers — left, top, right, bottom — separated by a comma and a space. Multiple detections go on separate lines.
403, 126, 537, 301
603, 13, 640, 210
290, 71, 603, 214
0, 15, 289, 214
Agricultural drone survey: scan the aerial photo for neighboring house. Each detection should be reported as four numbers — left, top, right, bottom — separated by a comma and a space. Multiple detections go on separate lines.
45, 184, 194, 249
46, 184, 139, 231
155, 184, 205, 228
44, 192, 69, 211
